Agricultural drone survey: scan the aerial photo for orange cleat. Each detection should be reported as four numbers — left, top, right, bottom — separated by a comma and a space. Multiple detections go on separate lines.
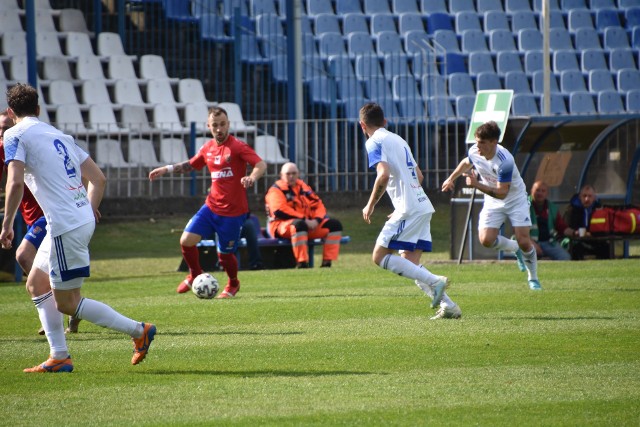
24, 355, 73, 373
216, 280, 240, 299
131, 323, 156, 365
176, 276, 193, 293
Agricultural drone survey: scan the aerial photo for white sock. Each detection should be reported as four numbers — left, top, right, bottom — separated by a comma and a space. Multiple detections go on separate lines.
74, 298, 142, 337
33, 291, 68, 360
492, 235, 519, 252
414, 266, 457, 308
523, 248, 538, 281
382, 254, 439, 284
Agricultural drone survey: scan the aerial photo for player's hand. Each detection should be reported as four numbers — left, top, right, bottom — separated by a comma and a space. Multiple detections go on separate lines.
241, 176, 255, 188
148, 167, 167, 181
0, 228, 14, 250
362, 204, 374, 224
94, 208, 102, 223
463, 171, 478, 187
441, 177, 455, 192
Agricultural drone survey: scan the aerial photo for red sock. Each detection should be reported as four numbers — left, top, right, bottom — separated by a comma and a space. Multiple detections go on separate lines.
181, 245, 202, 279
218, 253, 238, 282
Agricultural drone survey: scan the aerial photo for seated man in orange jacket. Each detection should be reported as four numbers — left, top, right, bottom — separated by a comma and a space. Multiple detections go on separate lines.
265, 162, 343, 268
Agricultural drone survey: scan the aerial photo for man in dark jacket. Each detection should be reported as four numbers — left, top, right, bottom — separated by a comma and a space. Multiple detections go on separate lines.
564, 184, 611, 260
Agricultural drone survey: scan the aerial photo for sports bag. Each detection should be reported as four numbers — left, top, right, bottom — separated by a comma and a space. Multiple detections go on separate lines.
589, 207, 614, 234
613, 207, 640, 234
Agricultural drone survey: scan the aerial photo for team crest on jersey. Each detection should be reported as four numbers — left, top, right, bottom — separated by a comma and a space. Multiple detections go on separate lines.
225, 154, 231, 163
214, 155, 221, 164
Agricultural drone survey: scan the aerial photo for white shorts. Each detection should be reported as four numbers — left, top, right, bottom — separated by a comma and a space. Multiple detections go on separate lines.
479, 197, 532, 230
376, 211, 433, 252
39, 222, 95, 290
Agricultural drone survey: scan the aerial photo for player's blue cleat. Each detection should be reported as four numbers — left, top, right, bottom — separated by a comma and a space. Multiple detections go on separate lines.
24, 355, 73, 373
430, 276, 449, 309
528, 279, 542, 290
514, 248, 526, 272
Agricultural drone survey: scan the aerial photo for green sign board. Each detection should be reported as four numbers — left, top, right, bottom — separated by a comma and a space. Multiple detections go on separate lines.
465, 90, 514, 144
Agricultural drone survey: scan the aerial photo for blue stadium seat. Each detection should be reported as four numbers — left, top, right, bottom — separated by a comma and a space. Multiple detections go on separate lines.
569, 92, 597, 114
489, 29, 518, 53
533, 0, 560, 11
597, 90, 625, 113
421, 74, 447, 98
456, 94, 477, 117
443, 52, 467, 74
376, 31, 404, 58
410, 52, 440, 78
547, 10, 566, 29
392, 0, 420, 14
420, 0, 447, 13
469, 51, 496, 74
574, 28, 603, 50
560, 0, 586, 8
455, 11, 482, 32
319, 33, 347, 59
370, 13, 397, 34
261, 34, 287, 58
397, 97, 426, 121
633, 26, 640, 48
314, 13, 341, 36
383, 53, 411, 80
365, 76, 394, 100
392, 75, 420, 101
581, 49, 608, 73
549, 28, 574, 50
512, 93, 539, 116
306, 0, 333, 15
309, 75, 338, 105
250, 0, 278, 16
240, 32, 269, 64
199, 14, 233, 42
163, 0, 199, 23
256, 13, 284, 37
404, 30, 430, 55
553, 50, 580, 73
518, 28, 543, 51
496, 51, 523, 74
355, 54, 384, 80
376, 97, 400, 119
588, 69, 616, 91
483, 10, 510, 33
335, 0, 362, 14
328, 55, 356, 79
427, 96, 455, 117
427, 12, 453, 33
595, 9, 622, 30
271, 54, 288, 82
589, 0, 616, 10
603, 27, 630, 49
433, 29, 461, 52
619, 0, 640, 8
532, 70, 561, 93
448, 72, 475, 97
626, 89, 640, 111
504, 70, 532, 92
625, 8, 640, 28
348, 32, 376, 59
617, 68, 640, 92
511, 11, 538, 33
398, 12, 425, 34
540, 93, 568, 114
337, 77, 365, 100
302, 33, 320, 59
477, 0, 503, 13
364, 0, 391, 14
342, 95, 368, 120
560, 69, 587, 92
343, 13, 369, 35
567, 9, 594, 32
505, 0, 532, 13
524, 50, 543, 74
461, 29, 489, 53
609, 48, 637, 72
449, 0, 475, 13
476, 71, 503, 89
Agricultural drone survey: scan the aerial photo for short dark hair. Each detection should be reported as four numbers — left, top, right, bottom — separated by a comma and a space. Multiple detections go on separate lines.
359, 102, 385, 127
208, 106, 228, 119
474, 121, 501, 141
6, 83, 38, 118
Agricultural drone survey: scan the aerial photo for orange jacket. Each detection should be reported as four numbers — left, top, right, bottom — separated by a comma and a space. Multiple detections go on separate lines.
265, 178, 327, 221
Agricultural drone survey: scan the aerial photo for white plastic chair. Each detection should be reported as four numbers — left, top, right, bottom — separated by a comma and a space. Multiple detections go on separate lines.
108, 55, 139, 81
114, 79, 146, 106
146, 79, 178, 105
55, 105, 91, 134
184, 102, 209, 132
75, 139, 90, 154
3, 31, 27, 57
217, 102, 257, 133
128, 138, 161, 167
97, 32, 127, 56
89, 104, 124, 134
95, 139, 130, 168
0, 9, 23, 32
35, 10, 57, 32
66, 32, 95, 57
140, 54, 178, 82
160, 138, 189, 163
36, 31, 63, 57
9, 56, 27, 82
81, 80, 112, 106
254, 135, 289, 163
59, 9, 91, 34
48, 80, 80, 106
152, 104, 188, 133
42, 56, 74, 81
178, 78, 214, 104
121, 104, 153, 133
76, 55, 107, 81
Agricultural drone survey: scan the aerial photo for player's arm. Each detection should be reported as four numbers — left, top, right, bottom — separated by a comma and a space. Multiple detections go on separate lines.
363, 161, 390, 224
0, 160, 25, 249
80, 156, 106, 221
148, 160, 194, 181
465, 172, 510, 199
441, 157, 472, 192
241, 160, 266, 188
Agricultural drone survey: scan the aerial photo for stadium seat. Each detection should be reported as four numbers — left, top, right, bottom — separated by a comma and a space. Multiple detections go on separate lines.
632, 26, 640, 49
48, 81, 80, 106
2, 33, 27, 60
239, 31, 269, 64
392, 75, 420, 101
152, 104, 189, 133
0, 9, 23, 32
141, 54, 178, 81
184, 102, 210, 132
589, 0, 616, 10
163, 0, 199, 23
595, 9, 621, 30
449, 0, 475, 13
469, 51, 496, 74
569, 92, 596, 114
95, 139, 131, 168
455, 11, 481, 33
256, 13, 284, 37
609, 48, 638, 72
250, 0, 279, 16
517, 28, 543, 51
347, 32, 376, 59
489, 29, 518, 53
355, 54, 384, 80
532, 70, 561, 93
364, 0, 391, 14
626, 89, 640, 111
512, 93, 539, 116
343, 13, 369, 35
427, 12, 453, 33
421, 75, 447, 98
108, 55, 139, 81
319, 32, 347, 59
42, 56, 74, 82
540, 93, 568, 114
306, 0, 333, 15
199, 14, 231, 43
476, 71, 503, 90
147, 79, 179, 105
398, 12, 426, 34
370, 13, 397, 34
533, 0, 560, 11
307, 75, 336, 104
547, 11, 567, 29
392, 0, 420, 14
89, 104, 125, 135
560, 0, 587, 9
597, 90, 625, 113
504, 70, 532, 93
328, 55, 356, 79
567, 9, 594, 32
121, 105, 153, 133
114, 79, 146, 106
524, 50, 543, 74
617, 68, 640, 92
254, 135, 289, 163
128, 139, 161, 167
76, 55, 108, 81
334, 0, 361, 14
159, 138, 189, 164
35, 9, 56, 33
404, 30, 431, 55
217, 102, 258, 134
505, 0, 532, 13
456, 95, 476, 117
97, 32, 129, 57
588, 69, 616, 92
427, 96, 455, 117
461, 29, 489, 53
560, 69, 588, 92
496, 51, 523, 75
365, 76, 394, 100
448, 73, 475, 97
483, 11, 509, 34
421, 0, 447, 13
178, 78, 214, 105
603, 27, 630, 50
553, 50, 580, 73
376, 31, 403, 57
581, 49, 608, 73
397, 97, 426, 121
443, 52, 467, 74
56, 105, 92, 135
625, 8, 640, 28
432, 29, 461, 52
337, 77, 365, 100
66, 32, 96, 58
81, 80, 112, 106
36, 32, 63, 58
382, 53, 411, 80
574, 28, 603, 50
313, 13, 341, 36
549, 28, 574, 50
477, 0, 503, 13
511, 11, 538, 33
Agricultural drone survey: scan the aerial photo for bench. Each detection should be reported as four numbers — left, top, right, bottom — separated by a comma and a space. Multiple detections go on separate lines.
177, 235, 351, 271
568, 234, 640, 259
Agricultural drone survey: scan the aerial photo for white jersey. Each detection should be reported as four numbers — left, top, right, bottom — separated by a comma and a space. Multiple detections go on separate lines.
365, 128, 434, 215
468, 143, 527, 208
3, 117, 93, 237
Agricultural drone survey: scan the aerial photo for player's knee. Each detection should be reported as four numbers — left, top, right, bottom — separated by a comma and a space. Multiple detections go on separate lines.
324, 218, 342, 232
479, 237, 494, 248
15, 250, 33, 273
292, 219, 308, 232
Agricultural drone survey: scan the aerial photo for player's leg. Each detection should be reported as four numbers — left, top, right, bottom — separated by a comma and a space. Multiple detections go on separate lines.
513, 226, 541, 289
177, 205, 213, 293
313, 218, 342, 267
214, 213, 246, 298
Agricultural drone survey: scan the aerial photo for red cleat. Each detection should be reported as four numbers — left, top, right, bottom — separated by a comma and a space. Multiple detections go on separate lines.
216, 279, 240, 298
177, 276, 193, 293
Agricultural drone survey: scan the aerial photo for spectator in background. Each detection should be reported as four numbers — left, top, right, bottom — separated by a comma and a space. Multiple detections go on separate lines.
528, 180, 572, 261
265, 162, 342, 268
564, 184, 611, 260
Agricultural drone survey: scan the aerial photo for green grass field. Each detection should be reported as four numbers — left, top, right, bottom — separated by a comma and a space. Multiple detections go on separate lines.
1, 207, 639, 426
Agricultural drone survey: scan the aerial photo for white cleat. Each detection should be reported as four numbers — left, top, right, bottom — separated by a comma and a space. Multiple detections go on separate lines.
430, 276, 449, 309
430, 305, 462, 320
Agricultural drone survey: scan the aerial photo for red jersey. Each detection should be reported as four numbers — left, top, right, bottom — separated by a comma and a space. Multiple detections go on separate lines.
189, 135, 262, 216
0, 141, 44, 226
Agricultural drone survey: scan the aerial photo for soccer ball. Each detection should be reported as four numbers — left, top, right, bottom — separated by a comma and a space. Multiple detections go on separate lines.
192, 273, 219, 299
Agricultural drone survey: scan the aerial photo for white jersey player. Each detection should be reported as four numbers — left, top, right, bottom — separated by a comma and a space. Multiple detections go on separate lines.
442, 120, 541, 290
360, 102, 461, 320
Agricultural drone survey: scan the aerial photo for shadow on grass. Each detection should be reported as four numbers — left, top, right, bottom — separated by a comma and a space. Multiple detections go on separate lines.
501, 316, 616, 321
144, 369, 379, 377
